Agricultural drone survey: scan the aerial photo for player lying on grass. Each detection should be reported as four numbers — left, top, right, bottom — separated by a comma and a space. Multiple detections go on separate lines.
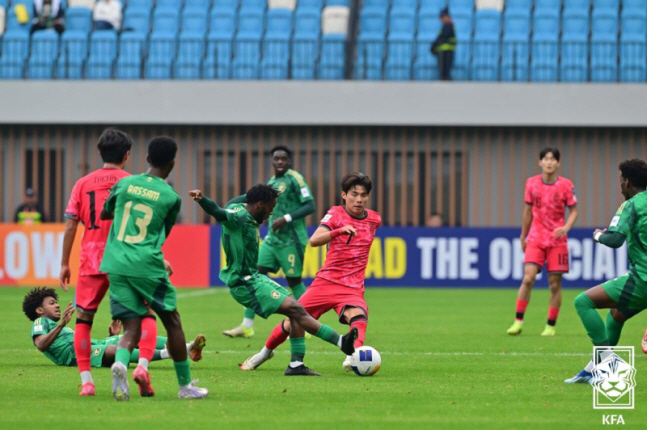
241, 172, 380, 374
23, 287, 206, 369
223, 145, 315, 339
190, 184, 357, 376
566, 159, 647, 384
100, 137, 208, 400
507, 147, 578, 337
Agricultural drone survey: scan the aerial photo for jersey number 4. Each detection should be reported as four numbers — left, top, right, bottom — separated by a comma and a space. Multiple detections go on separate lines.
117, 201, 153, 244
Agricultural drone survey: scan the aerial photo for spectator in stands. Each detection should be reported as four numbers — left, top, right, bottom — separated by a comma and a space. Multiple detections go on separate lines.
93, 0, 122, 31
430, 7, 456, 81
30, 0, 65, 35
14, 188, 47, 225
426, 212, 444, 227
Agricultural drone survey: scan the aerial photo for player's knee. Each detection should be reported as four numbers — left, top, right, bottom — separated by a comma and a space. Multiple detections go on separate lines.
287, 302, 307, 320
549, 280, 561, 293
574, 292, 592, 311
522, 275, 535, 287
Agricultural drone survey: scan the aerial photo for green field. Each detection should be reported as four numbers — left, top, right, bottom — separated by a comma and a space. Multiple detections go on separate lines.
2, 286, 646, 429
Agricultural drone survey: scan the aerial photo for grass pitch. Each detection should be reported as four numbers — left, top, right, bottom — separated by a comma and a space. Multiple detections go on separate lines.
1, 286, 646, 429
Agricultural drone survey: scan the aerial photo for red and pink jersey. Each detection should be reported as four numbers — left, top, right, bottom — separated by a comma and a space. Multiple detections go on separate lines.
64, 167, 130, 276
524, 174, 577, 248
316, 205, 381, 290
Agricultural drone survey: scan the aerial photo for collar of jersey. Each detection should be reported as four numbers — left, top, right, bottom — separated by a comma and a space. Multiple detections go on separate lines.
343, 207, 368, 220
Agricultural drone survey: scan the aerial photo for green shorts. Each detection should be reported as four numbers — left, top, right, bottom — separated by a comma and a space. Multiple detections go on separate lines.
602, 272, 647, 318
258, 241, 305, 278
89, 335, 121, 368
229, 274, 291, 319
108, 274, 177, 320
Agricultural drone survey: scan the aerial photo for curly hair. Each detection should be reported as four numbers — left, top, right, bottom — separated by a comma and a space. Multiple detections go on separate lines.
23, 287, 58, 321
619, 159, 647, 189
270, 145, 292, 160
246, 184, 280, 204
148, 136, 178, 168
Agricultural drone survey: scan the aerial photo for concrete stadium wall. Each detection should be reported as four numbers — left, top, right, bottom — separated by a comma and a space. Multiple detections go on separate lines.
1, 81, 647, 127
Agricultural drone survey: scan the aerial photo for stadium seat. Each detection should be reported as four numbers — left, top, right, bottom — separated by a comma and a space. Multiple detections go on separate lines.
86, 30, 118, 79
475, 0, 504, 11
238, 8, 265, 38
560, 11, 589, 82
181, 8, 209, 36
413, 36, 438, 80
233, 36, 262, 79
592, 0, 618, 13
203, 9, 237, 79
122, 8, 151, 34
58, 31, 88, 79
268, 0, 296, 9
0, 31, 29, 78
391, 0, 418, 10
116, 32, 146, 79
531, 11, 559, 81
146, 32, 178, 79
294, 9, 320, 36
157, 0, 183, 12
127, 0, 154, 11
261, 9, 293, 80
534, 0, 561, 12
419, 0, 447, 11
359, 7, 387, 36
214, 0, 240, 11
619, 11, 645, 82
622, 0, 646, 13
27, 30, 59, 79
68, 0, 95, 9
325, 0, 350, 6
0, 0, 7, 8
265, 8, 293, 37
591, 10, 618, 81
0, 7, 5, 35
361, 0, 389, 10
318, 33, 345, 79
417, 7, 442, 38
452, 11, 473, 40
472, 9, 500, 81
322, 6, 349, 35
297, 0, 323, 11
184, 0, 212, 12
6, 4, 31, 34
448, 0, 473, 14
356, 7, 387, 79
501, 11, 530, 81
563, 0, 590, 12
174, 9, 208, 79
291, 34, 319, 79
238, 0, 265, 10
152, 7, 180, 34
390, 9, 415, 38
65, 7, 92, 34
385, 10, 415, 80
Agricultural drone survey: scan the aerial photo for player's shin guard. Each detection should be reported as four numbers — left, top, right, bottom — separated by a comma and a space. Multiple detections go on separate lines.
265, 320, 290, 350
289, 337, 306, 365
155, 336, 168, 349
74, 319, 93, 375
173, 359, 191, 387
138, 315, 158, 369
314, 324, 340, 346
515, 299, 529, 322
605, 312, 624, 347
574, 293, 609, 346
349, 315, 367, 348
547, 306, 560, 327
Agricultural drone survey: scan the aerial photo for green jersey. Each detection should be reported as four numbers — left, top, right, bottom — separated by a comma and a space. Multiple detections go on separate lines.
264, 169, 313, 246
608, 191, 647, 282
219, 202, 261, 287
30, 317, 75, 366
100, 174, 181, 278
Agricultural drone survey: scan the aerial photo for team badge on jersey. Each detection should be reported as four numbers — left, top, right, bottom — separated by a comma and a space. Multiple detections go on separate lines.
271, 291, 281, 299
278, 183, 287, 193
93, 347, 101, 356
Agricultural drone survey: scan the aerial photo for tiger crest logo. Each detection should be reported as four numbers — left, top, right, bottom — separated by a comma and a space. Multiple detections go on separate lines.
592, 347, 636, 409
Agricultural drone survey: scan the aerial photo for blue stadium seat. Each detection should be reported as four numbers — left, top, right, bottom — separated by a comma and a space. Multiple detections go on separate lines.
203, 9, 236, 79
452, 40, 470, 80
238, 8, 265, 38
116, 32, 146, 79
152, 7, 180, 34
472, 10, 500, 81
593, 0, 618, 13
27, 30, 59, 79
560, 11, 589, 81
359, 7, 387, 36
622, 0, 646, 13
291, 35, 318, 79
58, 32, 87, 79
452, 11, 472, 40
504, 0, 532, 12
65, 8, 92, 34
181, 8, 209, 36
362, 0, 389, 10
214, 0, 240, 11
6, 5, 31, 34
126, 0, 154, 13
86, 30, 118, 79
325, 0, 350, 6
417, 7, 442, 38
0, 0, 8, 7
265, 8, 293, 36
620, 11, 646, 82
239, 0, 265, 10
591, 10, 618, 81
448, 0, 472, 14
184, 0, 212, 12
356, 8, 387, 80
261, 9, 293, 80
563, 0, 589, 12
390, 9, 415, 37
297, 0, 322, 11
294, 9, 320, 36
413, 36, 438, 80
534, 0, 562, 12
156, 0, 183, 11
175, 34, 205, 79
146, 32, 178, 79
501, 12, 529, 81
318, 33, 345, 79
419, 0, 446, 11
122, 8, 151, 34
0, 31, 29, 78
391, 0, 418, 10
386, 10, 415, 80
531, 11, 559, 81
503, 10, 530, 40
233, 36, 261, 79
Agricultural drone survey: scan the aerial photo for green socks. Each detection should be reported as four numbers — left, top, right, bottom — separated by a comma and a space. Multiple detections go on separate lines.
574, 293, 609, 346
156, 336, 168, 349
290, 337, 306, 363
244, 307, 256, 320
315, 324, 340, 346
116, 347, 131, 367
605, 312, 624, 347
291, 282, 306, 300
173, 359, 191, 387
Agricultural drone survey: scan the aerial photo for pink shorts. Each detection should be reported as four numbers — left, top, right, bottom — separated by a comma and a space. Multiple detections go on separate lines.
298, 279, 368, 324
75, 274, 110, 313
524, 242, 569, 273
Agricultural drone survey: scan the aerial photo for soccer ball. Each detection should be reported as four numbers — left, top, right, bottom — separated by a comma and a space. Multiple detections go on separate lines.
350, 346, 381, 376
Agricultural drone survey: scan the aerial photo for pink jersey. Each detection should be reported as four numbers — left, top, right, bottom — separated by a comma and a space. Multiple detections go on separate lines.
524, 174, 577, 248
64, 167, 130, 276
316, 205, 381, 290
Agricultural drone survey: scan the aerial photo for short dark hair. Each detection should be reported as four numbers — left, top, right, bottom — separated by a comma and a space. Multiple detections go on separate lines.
148, 137, 178, 168
341, 172, 372, 195
539, 147, 560, 161
619, 159, 647, 189
97, 128, 133, 163
270, 145, 292, 159
246, 184, 280, 204
22, 287, 57, 321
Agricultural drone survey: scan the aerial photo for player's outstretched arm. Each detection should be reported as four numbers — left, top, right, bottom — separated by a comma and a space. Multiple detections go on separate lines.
33, 303, 75, 352
272, 200, 316, 231
189, 190, 230, 223
594, 229, 626, 248
59, 218, 79, 292
309, 225, 356, 247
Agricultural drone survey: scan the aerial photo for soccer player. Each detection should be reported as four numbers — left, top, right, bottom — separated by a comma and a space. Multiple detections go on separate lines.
22, 287, 206, 369
223, 146, 315, 338
241, 172, 380, 374
190, 184, 357, 376
507, 147, 578, 336
60, 128, 160, 397
100, 137, 208, 400
566, 159, 647, 384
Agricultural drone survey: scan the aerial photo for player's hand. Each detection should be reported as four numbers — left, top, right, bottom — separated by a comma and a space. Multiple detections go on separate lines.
553, 226, 569, 239
340, 225, 357, 237
59, 265, 71, 292
520, 236, 527, 252
189, 190, 203, 201
272, 217, 287, 232
60, 302, 75, 326
593, 228, 607, 242
109, 319, 122, 336
164, 259, 174, 276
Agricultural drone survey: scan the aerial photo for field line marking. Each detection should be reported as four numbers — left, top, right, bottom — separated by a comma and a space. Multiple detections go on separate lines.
176, 289, 223, 299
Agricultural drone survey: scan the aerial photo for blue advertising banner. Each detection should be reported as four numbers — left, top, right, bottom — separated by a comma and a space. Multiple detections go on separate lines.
209, 227, 629, 288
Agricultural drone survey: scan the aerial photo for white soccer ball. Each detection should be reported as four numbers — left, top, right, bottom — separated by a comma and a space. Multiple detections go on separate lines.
350, 346, 381, 376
